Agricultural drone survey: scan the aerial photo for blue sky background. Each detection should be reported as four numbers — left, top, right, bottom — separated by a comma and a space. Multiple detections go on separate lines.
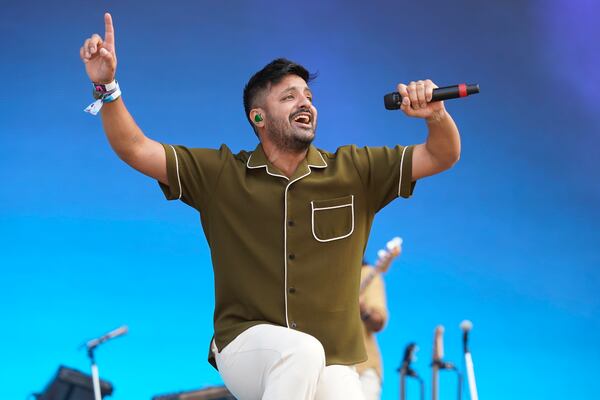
1, 0, 598, 399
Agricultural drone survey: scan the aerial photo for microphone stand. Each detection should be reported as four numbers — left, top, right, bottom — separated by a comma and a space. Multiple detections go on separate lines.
399, 370, 425, 400
431, 325, 462, 400
460, 321, 479, 400
431, 326, 443, 400
464, 352, 478, 400
432, 360, 463, 400
398, 343, 424, 400
87, 346, 102, 400
81, 325, 128, 400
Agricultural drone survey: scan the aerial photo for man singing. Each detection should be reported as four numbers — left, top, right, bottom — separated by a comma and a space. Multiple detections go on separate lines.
80, 13, 460, 400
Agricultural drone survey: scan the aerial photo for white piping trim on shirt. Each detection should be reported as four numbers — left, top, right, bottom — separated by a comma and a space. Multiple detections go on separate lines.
310, 195, 355, 242
282, 152, 327, 328
246, 149, 328, 173
398, 146, 408, 197
246, 153, 289, 180
246, 148, 328, 329
283, 170, 311, 328
310, 151, 328, 169
168, 144, 183, 200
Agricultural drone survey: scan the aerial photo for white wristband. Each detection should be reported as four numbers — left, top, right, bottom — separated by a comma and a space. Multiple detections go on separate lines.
84, 81, 121, 116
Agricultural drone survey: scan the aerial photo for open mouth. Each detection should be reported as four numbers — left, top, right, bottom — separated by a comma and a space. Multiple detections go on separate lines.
291, 112, 312, 128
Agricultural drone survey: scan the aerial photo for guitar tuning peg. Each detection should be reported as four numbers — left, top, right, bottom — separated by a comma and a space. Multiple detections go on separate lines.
387, 237, 402, 251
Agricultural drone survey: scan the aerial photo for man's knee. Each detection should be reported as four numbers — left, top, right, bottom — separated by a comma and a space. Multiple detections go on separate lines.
287, 332, 326, 371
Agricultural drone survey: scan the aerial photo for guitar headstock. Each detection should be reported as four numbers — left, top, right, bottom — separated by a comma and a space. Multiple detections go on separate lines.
374, 236, 403, 274
386, 236, 402, 257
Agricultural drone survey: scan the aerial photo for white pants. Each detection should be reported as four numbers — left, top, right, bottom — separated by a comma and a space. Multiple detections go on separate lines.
213, 324, 365, 400
358, 368, 382, 400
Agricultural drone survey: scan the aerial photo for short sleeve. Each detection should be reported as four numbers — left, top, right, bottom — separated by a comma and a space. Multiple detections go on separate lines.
158, 143, 229, 211
351, 145, 416, 212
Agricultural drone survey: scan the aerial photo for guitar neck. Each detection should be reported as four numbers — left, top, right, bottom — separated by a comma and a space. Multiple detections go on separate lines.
359, 268, 379, 293
359, 259, 389, 293
360, 237, 401, 294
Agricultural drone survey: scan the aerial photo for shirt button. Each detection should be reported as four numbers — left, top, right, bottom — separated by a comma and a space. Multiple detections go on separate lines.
288, 253, 295, 260
288, 220, 295, 227
290, 322, 297, 329
288, 287, 296, 294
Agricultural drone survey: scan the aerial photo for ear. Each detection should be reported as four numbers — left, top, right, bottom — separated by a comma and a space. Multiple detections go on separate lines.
250, 109, 265, 128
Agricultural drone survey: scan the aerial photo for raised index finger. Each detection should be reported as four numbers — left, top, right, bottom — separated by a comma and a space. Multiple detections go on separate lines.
104, 12, 115, 50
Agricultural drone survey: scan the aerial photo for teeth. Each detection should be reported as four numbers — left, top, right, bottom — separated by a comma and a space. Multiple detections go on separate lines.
294, 114, 311, 124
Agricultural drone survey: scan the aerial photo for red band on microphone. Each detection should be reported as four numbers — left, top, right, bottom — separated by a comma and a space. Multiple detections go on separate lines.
458, 83, 467, 98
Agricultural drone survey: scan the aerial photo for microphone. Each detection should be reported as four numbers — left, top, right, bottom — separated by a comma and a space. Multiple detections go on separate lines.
399, 342, 424, 400
432, 325, 462, 400
460, 319, 473, 353
86, 325, 128, 350
432, 325, 444, 363
460, 320, 479, 400
384, 83, 480, 110
432, 325, 456, 370
400, 342, 419, 377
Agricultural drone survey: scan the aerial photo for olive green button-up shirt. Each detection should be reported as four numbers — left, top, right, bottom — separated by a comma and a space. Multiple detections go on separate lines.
159, 142, 415, 368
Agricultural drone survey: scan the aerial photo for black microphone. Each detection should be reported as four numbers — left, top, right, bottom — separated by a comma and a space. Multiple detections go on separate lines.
400, 342, 419, 377
460, 319, 473, 353
460, 320, 479, 400
384, 83, 480, 110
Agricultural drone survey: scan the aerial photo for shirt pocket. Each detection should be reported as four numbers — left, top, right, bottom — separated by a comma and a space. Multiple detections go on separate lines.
311, 195, 355, 242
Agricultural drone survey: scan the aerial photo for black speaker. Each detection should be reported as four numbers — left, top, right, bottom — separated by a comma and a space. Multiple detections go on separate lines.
36, 365, 113, 400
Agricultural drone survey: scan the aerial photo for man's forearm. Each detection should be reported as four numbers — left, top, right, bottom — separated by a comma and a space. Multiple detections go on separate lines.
81, 14, 168, 184
100, 98, 147, 164
424, 109, 461, 169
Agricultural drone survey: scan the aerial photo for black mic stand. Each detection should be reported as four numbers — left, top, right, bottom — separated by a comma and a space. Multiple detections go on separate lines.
398, 343, 425, 400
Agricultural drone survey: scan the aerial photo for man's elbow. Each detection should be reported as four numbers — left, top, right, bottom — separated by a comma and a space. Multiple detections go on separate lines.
435, 150, 460, 172
371, 320, 385, 333
448, 151, 460, 168
368, 312, 387, 332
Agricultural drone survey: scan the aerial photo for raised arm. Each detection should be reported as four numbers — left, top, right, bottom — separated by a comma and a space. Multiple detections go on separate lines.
397, 80, 461, 181
80, 13, 168, 185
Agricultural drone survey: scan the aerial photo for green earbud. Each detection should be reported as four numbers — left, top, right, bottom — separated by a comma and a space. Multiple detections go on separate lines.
254, 114, 263, 123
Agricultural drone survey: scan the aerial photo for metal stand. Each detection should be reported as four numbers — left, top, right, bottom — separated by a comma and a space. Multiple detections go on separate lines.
431, 360, 463, 400
81, 325, 128, 400
432, 360, 439, 400
87, 347, 102, 400
399, 369, 425, 400
464, 352, 478, 400
398, 343, 424, 400
460, 320, 478, 400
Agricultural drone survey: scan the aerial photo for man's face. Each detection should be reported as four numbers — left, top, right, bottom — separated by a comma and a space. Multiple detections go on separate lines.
261, 74, 318, 151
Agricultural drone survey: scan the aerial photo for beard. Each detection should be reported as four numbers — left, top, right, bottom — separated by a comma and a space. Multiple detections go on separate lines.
265, 111, 316, 152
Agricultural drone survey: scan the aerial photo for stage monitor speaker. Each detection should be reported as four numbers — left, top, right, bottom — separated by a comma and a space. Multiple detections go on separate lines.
36, 365, 113, 400
152, 385, 235, 400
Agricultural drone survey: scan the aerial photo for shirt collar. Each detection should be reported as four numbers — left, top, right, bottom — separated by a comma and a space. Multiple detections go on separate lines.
246, 144, 328, 180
